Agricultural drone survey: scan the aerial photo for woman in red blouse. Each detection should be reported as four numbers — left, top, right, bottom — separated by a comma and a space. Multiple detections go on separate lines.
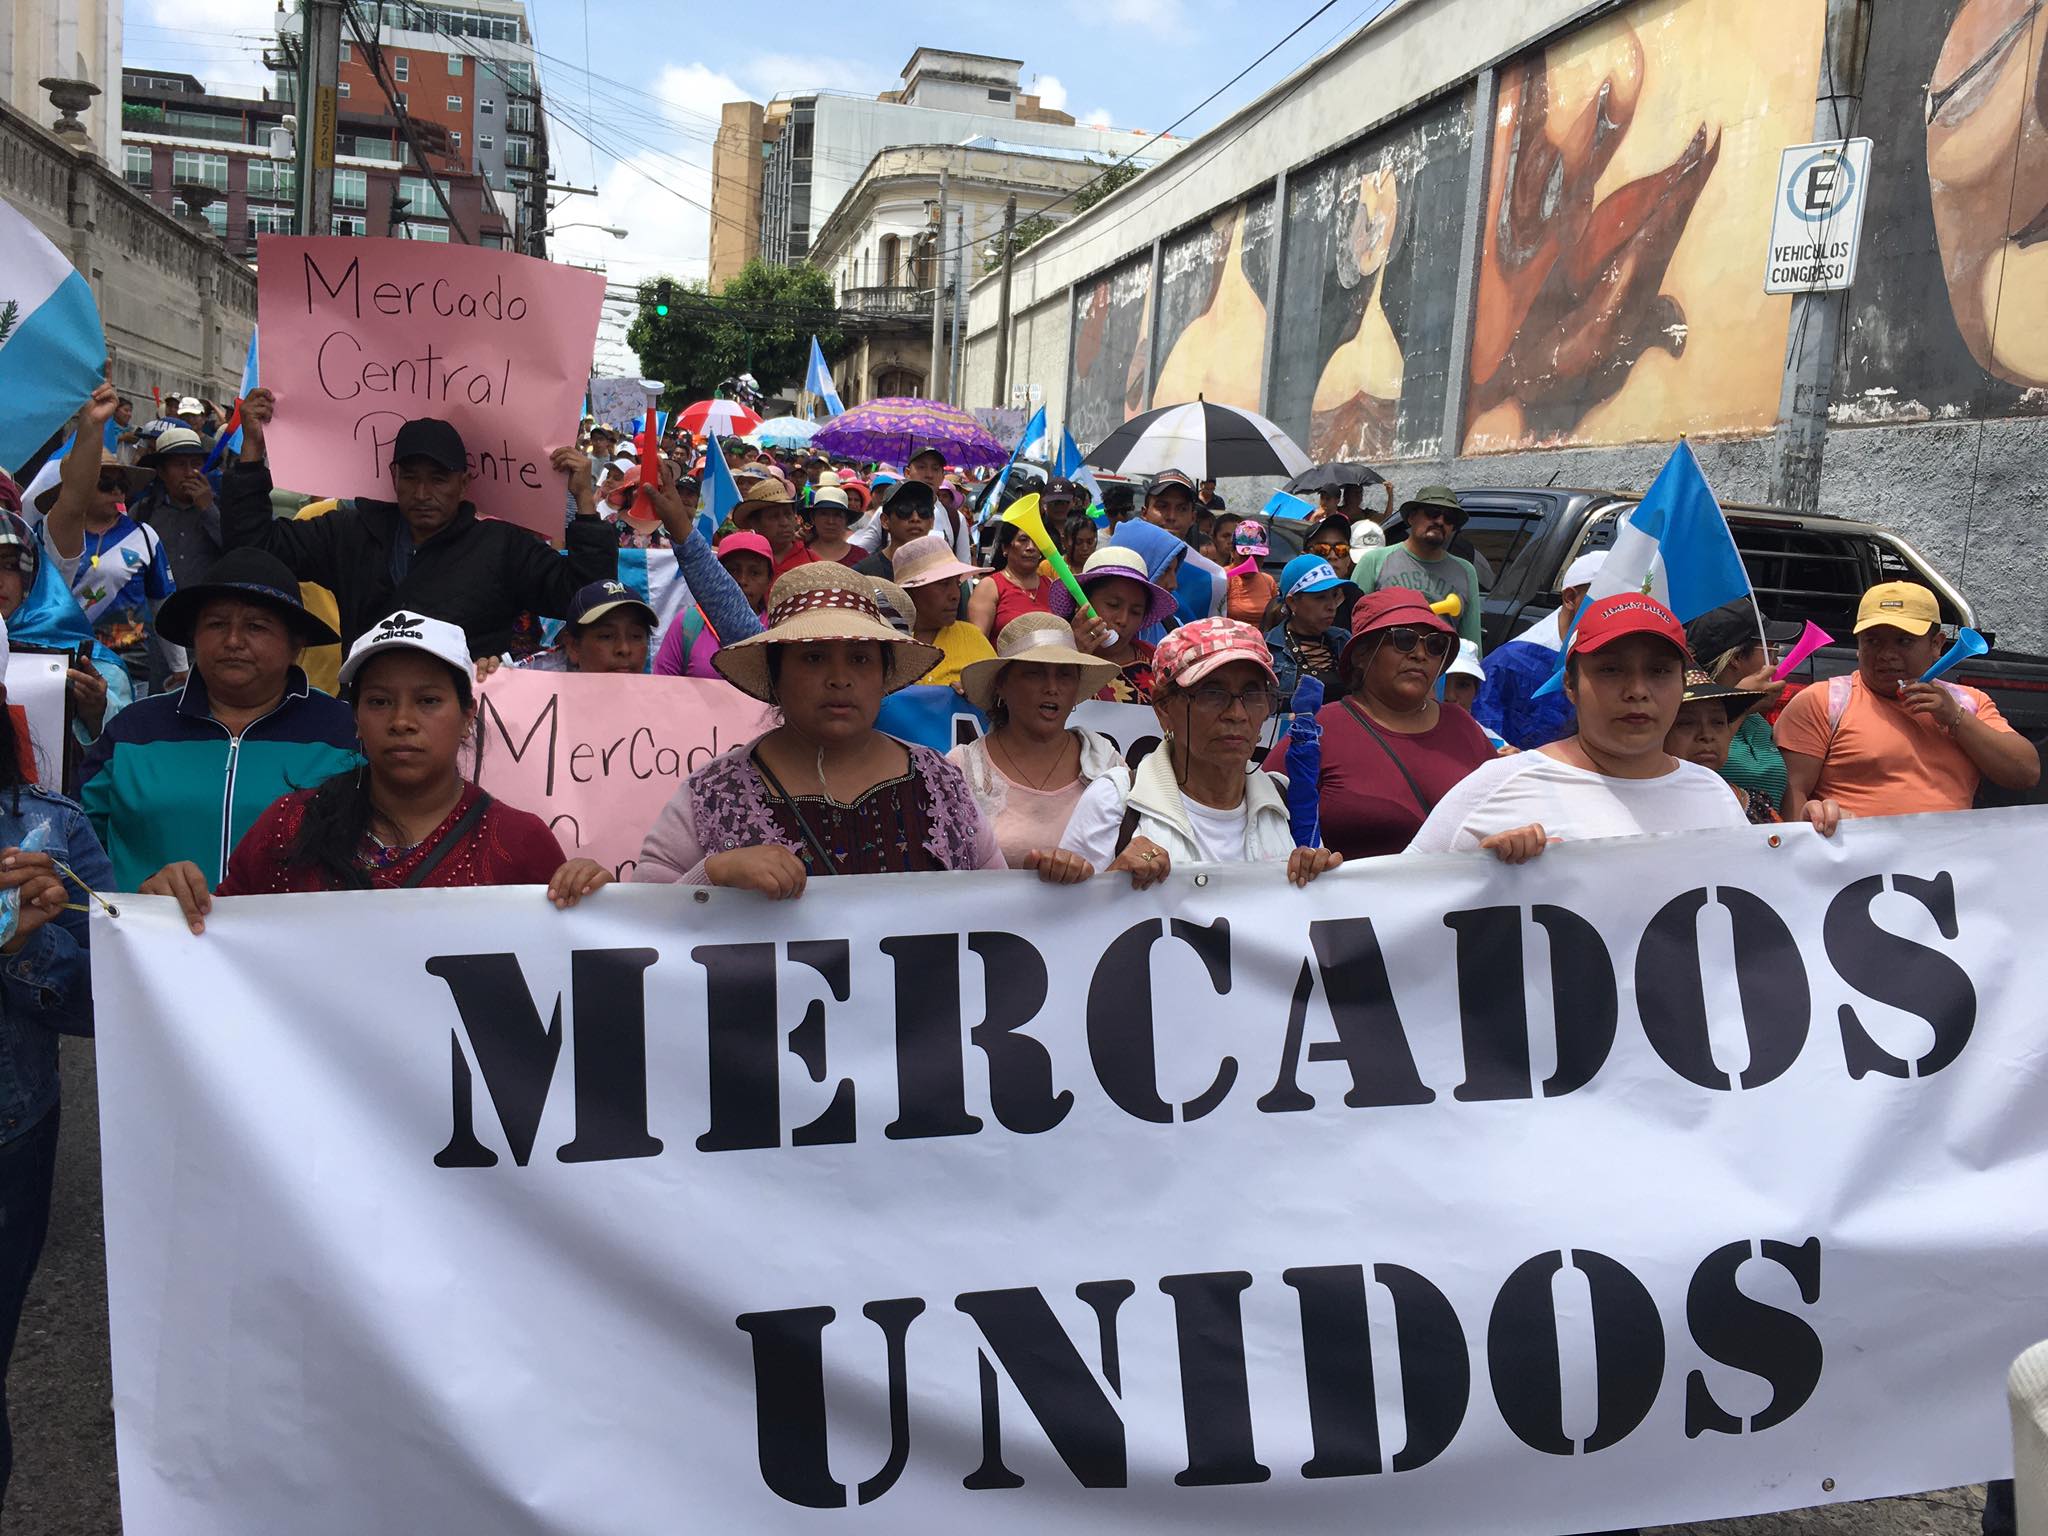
144, 612, 608, 930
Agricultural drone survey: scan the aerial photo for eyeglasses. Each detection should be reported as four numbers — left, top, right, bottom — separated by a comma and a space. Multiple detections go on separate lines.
1378, 627, 1455, 658
96, 475, 125, 494
1183, 682, 1282, 716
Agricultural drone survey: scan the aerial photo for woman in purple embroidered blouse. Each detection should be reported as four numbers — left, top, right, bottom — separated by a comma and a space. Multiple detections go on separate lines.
635, 564, 1087, 897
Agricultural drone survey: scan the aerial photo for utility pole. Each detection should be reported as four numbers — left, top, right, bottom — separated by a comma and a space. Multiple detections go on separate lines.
928, 167, 949, 402
1767, 0, 1873, 512
990, 193, 1017, 409
526, 96, 550, 256
298, 0, 343, 237
951, 205, 967, 406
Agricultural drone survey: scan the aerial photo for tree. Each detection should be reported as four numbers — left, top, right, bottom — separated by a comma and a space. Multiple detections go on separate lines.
983, 159, 1146, 273
625, 260, 846, 403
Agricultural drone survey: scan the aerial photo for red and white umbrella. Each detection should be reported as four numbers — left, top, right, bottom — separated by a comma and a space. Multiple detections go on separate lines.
678, 399, 762, 438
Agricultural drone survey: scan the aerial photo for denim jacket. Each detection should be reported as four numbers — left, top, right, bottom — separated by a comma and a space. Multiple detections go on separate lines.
0, 788, 108, 1146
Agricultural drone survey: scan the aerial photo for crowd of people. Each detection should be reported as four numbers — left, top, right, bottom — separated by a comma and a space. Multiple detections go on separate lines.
0, 378, 2036, 1532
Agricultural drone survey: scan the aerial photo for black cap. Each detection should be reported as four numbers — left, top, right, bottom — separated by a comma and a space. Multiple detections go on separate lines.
155, 547, 342, 648
568, 578, 657, 629
391, 418, 468, 472
881, 478, 936, 518
1685, 602, 1803, 664
1148, 469, 1197, 498
1042, 477, 1080, 505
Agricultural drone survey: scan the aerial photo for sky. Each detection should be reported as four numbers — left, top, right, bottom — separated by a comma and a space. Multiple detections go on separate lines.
124, 0, 1398, 372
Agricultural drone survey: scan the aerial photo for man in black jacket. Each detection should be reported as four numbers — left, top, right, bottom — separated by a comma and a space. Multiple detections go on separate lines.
221, 387, 616, 656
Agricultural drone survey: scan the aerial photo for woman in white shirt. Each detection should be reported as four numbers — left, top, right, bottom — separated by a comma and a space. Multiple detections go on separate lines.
1410, 595, 1842, 861
1060, 617, 1343, 886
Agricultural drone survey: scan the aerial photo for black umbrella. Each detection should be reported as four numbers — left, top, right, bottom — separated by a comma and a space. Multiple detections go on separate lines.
1086, 399, 1312, 480
1285, 461, 1385, 494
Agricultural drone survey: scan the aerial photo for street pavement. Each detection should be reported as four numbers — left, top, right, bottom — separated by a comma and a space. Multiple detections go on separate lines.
4, 1041, 1995, 1535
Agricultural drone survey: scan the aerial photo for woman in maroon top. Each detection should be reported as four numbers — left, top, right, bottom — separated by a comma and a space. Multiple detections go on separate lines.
967, 522, 1053, 638
1266, 587, 1495, 859
145, 612, 609, 930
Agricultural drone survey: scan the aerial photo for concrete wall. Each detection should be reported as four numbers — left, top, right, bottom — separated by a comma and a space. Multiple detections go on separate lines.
1, 0, 122, 163
2, 98, 256, 410
957, 0, 2048, 653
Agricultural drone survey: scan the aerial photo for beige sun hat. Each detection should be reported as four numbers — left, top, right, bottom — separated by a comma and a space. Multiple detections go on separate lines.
957, 612, 1121, 713
863, 575, 916, 634
891, 532, 982, 589
713, 562, 943, 702
733, 477, 796, 524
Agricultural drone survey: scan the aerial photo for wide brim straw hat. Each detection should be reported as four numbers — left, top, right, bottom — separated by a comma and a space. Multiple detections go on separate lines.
1049, 545, 1178, 631
713, 562, 942, 703
733, 478, 797, 523
957, 612, 1121, 713
891, 532, 983, 588
1679, 667, 1772, 718
35, 452, 152, 513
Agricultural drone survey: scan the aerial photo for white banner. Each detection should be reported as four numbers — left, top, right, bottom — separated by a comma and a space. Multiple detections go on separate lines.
92, 811, 2048, 1534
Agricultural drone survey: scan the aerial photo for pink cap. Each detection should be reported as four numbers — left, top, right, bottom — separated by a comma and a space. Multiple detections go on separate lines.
716, 530, 774, 564
1153, 616, 1276, 690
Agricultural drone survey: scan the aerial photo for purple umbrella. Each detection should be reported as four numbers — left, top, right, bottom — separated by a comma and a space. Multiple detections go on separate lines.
811, 397, 1009, 470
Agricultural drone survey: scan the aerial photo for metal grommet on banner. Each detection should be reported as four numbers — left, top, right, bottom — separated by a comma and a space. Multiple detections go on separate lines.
693, 890, 709, 903
1768, 834, 1783, 849
1194, 873, 1210, 888
1822, 1478, 1836, 1493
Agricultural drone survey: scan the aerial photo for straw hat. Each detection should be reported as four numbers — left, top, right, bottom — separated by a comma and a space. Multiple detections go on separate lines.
1048, 545, 1178, 631
34, 451, 153, 513
891, 532, 982, 588
864, 575, 916, 634
733, 477, 796, 524
958, 612, 1120, 713
713, 562, 943, 702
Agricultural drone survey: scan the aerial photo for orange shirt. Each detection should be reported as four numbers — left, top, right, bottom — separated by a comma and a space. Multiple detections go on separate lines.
1773, 671, 2012, 817
1227, 571, 1278, 626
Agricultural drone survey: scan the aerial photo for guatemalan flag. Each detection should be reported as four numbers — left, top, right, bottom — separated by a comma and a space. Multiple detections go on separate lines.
205, 328, 261, 472
1536, 441, 1754, 695
806, 336, 844, 418
0, 199, 107, 478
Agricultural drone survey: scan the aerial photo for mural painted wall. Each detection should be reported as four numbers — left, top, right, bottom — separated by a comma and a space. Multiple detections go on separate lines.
1464, 0, 1826, 454
1267, 94, 1473, 463
1067, 252, 1153, 452
1838, 0, 2048, 425
1149, 191, 1276, 412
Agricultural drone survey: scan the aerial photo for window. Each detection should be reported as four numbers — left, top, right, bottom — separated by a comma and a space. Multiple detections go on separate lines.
331, 214, 367, 236
506, 102, 533, 132
338, 81, 350, 98
447, 54, 462, 75
393, 55, 409, 81
446, 95, 462, 111
123, 146, 153, 187
333, 168, 367, 208
503, 137, 530, 168
988, 89, 1010, 102
339, 41, 351, 61
396, 93, 408, 109
397, 174, 447, 220
507, 62, 531, 92
479, 96, 493, 115
478, 133, 493, 149
248, 207, 296, 237
405, 222, 450, 242
246, 159, 295, 200
449, 130, 461, 149
170, 151, 229, 190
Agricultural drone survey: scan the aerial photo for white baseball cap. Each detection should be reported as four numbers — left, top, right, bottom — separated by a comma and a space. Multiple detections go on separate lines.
1446, 637, 1484, 682
175, 396, 204, 415
338, 610, 474, 690
1558, 550, 1607, 592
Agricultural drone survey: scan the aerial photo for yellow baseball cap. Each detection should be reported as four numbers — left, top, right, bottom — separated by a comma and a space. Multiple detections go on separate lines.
1853, 581, 1940, 637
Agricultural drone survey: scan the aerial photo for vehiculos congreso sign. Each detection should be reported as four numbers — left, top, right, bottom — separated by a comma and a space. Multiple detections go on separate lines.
92, 810, 2044, 1534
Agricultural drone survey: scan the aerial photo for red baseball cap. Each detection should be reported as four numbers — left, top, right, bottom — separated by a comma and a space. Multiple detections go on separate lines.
1568, 594, 1691, 660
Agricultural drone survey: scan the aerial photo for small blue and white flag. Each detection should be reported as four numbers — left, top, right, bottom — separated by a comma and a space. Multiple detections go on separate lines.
1048, 424, 1105, 511
806, 336, 844, 418
206, 328, 261, 472
700, 440, 744, 543
0, 199, 107, 478
1536, 441, 1753, 696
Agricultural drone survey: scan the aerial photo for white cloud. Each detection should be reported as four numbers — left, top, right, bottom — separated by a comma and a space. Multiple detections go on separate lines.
737, 52, 888, 100
1084, 107, 1115, 129
1034, 74, 1068, 112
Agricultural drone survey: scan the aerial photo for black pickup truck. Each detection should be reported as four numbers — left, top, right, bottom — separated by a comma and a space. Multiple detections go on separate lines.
1268, 486, 2048, 797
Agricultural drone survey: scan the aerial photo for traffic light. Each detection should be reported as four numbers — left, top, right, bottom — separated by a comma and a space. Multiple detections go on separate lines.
653, 279, 674, 318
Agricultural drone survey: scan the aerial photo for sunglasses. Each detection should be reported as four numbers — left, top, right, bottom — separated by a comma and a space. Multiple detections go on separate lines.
1377, 627, 1455, 658
97, 475, 126, 494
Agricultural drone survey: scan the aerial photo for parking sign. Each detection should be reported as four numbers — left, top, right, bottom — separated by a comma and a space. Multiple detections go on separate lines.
1764, 138, 1874, 294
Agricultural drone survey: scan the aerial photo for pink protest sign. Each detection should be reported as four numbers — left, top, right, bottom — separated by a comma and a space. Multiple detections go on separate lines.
469, 670, 775, 878
257, 237, 603, 537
